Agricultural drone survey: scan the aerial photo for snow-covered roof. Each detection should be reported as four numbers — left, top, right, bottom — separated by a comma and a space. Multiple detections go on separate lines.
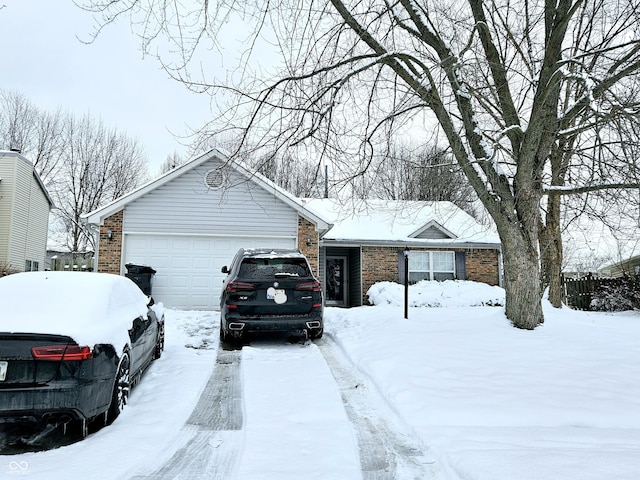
303, 198, 500, 247
0, 271, 150, 350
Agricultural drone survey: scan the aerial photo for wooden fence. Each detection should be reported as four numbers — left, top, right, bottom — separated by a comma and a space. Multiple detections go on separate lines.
562, 274, 638, 311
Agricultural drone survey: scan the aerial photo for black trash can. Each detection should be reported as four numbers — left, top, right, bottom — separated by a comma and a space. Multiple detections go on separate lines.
125, 263, 156, 296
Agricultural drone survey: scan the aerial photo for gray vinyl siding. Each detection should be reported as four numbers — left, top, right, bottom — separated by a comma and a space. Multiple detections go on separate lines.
23, 171, 50, 270
0, 154, 50, 271
7, 159, 27, 270
0, 158, 16, 266
123, 158, 298, 237
415, 226, 451, 239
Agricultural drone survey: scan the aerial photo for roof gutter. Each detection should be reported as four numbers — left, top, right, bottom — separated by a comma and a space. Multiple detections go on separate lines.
319, 239, 502, 250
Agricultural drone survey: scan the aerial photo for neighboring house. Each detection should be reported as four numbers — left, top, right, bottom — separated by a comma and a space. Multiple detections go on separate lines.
45, 249, 94, 271
83, 148, 501, 310
0, 150, 54, 274
599, 254, 640, 278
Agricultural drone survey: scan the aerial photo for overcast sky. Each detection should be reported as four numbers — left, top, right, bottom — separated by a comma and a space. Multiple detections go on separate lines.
1, 1, 214, 173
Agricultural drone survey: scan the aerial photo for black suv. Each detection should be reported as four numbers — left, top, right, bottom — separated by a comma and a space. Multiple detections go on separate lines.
219, 248, 324, 342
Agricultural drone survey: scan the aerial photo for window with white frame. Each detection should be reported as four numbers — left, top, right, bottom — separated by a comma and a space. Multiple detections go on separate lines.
25, 260, 39, 272
408, 251, 455, 282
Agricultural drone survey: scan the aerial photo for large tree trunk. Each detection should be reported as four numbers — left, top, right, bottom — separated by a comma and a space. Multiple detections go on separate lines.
500, 229, 545, 329
492, 168, 545, 329
540, 193, 564, 308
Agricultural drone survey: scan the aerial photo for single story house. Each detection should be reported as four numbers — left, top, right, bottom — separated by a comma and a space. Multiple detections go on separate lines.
45, 249, 94, 271
83, 148, 501, 309
599, 254, 640, 278
0, 150, 54, 274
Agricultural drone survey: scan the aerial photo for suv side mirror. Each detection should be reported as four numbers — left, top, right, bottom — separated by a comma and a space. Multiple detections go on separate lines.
221, 266, 229, 274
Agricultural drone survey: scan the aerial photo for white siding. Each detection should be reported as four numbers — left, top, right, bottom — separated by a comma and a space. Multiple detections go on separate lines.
8, 159, 31, 269
0, 153, 50, 272
119, 157, 302, 309
24, 169, 50, 270
123, 158, 298, 237
0, 158, 16, 267
124, 234, 296, 309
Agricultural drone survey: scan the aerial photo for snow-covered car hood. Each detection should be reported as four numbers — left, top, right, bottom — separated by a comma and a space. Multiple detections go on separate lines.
0, 271, 150, 351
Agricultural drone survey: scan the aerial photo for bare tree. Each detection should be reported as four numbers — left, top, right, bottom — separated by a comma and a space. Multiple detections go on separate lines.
79, 0, 640, 329
364, 143, 478, 216
55, 113, 147, 253
249, 151, 326, 197
537, 0, 640, 306
1, 90, 149, 253
158, 151, 186, 175
0, 89, 65, 183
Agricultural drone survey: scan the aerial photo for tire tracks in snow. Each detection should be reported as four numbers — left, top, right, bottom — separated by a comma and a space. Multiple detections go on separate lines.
317, 336, 442, 480
132, 336, 448, 480
130, 348, 244, 480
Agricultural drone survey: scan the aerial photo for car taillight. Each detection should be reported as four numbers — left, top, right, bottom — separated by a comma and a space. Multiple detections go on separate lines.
31, 345, 93, 361
295, 281, 322, 291
226, 281, 256, 292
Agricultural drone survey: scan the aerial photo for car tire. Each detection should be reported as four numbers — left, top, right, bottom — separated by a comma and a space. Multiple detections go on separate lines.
153, 320, 165, 360
310, 329, 324, 340
107, 352, 131, 424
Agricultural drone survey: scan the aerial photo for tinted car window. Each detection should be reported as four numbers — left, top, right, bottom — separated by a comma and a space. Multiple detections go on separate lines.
239, 259, 311, 279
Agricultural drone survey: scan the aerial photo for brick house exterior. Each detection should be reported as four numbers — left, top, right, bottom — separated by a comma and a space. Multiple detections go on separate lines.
96, 210, 501, 307
97, 210, 124, 274
298, 215, 319, 276
360, 246, 500, 306
96, 211, 323, 278
361, 246, 400, 297
84, 149, 501, 310
465, 248, 501, 285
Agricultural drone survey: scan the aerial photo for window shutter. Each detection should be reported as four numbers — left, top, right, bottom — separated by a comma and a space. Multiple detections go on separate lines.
455, 251, 466, 280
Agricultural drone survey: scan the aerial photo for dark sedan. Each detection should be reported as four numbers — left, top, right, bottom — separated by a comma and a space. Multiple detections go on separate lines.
220, 248, 324, 342
0, 271, 164, 442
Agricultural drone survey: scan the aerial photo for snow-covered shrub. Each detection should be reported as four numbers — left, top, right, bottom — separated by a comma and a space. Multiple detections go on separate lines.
366, 280, 505, 307
0, 262, 18, 276
590, 276, 640, 312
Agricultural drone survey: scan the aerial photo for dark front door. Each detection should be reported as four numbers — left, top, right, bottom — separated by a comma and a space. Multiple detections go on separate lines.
326, 256, 347, 306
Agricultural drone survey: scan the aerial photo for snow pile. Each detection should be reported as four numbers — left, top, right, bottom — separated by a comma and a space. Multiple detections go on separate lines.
367, 279, 505, 307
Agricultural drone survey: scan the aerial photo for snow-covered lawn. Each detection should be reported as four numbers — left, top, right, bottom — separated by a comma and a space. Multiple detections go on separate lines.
3, 280, 639, 479
328, 281, 640, 480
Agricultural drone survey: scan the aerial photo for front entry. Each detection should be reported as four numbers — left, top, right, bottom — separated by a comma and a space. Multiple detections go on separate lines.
325, 256, 348, 306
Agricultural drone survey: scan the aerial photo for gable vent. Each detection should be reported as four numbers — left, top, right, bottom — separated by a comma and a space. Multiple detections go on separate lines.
204, 168, 224, 189
415, 226, 451, 239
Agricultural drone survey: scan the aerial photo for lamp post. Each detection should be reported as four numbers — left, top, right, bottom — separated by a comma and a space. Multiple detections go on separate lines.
403, 246, 410, 319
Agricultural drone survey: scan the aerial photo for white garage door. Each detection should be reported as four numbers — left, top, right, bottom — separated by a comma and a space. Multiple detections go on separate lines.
123, 234, 296, 310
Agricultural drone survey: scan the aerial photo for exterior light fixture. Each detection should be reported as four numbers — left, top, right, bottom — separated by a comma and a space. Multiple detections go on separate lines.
107, 229, 113, 241
306, 236, 313, 246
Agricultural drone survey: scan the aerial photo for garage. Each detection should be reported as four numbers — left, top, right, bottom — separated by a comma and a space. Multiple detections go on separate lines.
83, 149, 329, 310
124, 234, 296, 310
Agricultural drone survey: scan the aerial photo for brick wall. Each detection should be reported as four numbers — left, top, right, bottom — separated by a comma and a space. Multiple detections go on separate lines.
360, 246, 501, 304
97, 210, 123, 274
298, 215, 319, 276
361, 246, 400, 303
465, 248, 500, 286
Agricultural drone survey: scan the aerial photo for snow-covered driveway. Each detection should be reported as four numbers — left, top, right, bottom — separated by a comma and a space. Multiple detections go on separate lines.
3, 310, 437, 479
6, 280, 640, 480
